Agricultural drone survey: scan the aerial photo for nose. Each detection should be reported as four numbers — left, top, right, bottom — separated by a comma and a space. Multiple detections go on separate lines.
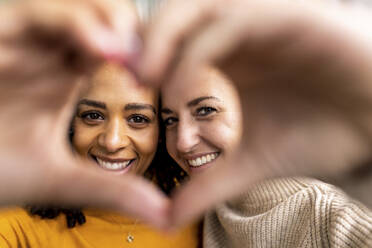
98, 118, 130, 153
176, 117, 200, 153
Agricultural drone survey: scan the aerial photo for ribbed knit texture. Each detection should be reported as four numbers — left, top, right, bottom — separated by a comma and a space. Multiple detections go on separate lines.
203, 178, 372, 248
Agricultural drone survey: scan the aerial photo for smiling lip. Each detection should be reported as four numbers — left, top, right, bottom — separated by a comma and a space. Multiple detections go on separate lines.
92, 155, 135, 172
185, 152, 220, 168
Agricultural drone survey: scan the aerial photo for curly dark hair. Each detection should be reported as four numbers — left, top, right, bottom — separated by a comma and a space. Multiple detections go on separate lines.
27, 100, 186, 228
144, 110, 187, 195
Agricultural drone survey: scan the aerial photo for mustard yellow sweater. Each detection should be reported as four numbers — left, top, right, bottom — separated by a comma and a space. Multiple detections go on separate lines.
0, 208, 199, 248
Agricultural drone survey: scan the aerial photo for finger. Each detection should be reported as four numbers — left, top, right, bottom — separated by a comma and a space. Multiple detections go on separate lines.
156, 13, 244, 97
41, 159, 170, 229
0, 45, 67, 81
137, 0, 218, 85
137, 0, 290, 85
0, 3, 23, 41
170, 151, 268, 228
86, 0, 142, 62
20, 0, 132, 64
138, 0, 334, 86
76, 0, 141, 64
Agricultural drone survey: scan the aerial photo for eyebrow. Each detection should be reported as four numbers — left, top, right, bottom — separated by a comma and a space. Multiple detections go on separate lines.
78, 99, 106, 109
125, 103, 157, 114
187, 96, 220, 107
161, 96, 221, 115
161, 108, 173, 114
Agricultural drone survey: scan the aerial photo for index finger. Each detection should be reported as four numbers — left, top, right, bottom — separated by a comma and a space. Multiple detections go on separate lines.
42, 161, 171, 229
137, 0, 218, 86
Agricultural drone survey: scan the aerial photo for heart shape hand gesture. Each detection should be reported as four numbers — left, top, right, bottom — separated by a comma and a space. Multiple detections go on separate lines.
1, 0, 372, 230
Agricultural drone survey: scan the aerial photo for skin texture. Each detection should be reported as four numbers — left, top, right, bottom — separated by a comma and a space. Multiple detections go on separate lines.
136, 0, 372, 227
72, 64, 159, 176
0, 0, 169, 229
162, 68, 242, 176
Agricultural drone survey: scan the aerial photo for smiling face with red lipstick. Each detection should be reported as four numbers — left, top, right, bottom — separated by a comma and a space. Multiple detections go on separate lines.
161, 67, 242, 176
72, 63, 159, 176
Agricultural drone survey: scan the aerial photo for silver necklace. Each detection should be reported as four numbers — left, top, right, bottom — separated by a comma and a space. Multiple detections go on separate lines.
125, 219, 138, 243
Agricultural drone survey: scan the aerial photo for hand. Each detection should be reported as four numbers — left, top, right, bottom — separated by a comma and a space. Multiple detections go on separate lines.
137, 0, 372, 226
0, 0, 169, 228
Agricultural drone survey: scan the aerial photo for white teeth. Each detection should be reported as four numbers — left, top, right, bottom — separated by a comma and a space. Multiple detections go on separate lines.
187, 153, 219, 168
96, 158, 131, 171
201, 156, 206, 164
196, 158, 201, 166
206, 154, 211, 162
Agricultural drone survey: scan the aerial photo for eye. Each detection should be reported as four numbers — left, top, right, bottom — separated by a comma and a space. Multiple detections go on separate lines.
163, 117, 178, 128
128, 114, 150, 127
196, 106, 217, 117
80, 111, 104, 125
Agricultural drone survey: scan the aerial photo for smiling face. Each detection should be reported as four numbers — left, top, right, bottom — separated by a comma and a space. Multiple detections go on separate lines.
72, 64, 159, 176
161, 68, 242, 176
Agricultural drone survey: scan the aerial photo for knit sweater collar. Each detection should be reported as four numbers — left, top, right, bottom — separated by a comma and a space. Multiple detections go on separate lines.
224, 177, 313, 215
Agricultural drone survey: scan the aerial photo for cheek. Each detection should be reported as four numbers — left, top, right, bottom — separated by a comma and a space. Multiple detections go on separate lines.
166, 131, 188, 171
201, 118, 242, 154
133, 127, 159, 167
72, 124, 98, 157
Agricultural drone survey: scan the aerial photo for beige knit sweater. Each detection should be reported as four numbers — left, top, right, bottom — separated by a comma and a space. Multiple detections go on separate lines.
203, 178, 372, 247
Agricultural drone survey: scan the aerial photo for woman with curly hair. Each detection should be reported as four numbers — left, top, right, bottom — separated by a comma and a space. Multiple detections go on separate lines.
0, 63, 199, 247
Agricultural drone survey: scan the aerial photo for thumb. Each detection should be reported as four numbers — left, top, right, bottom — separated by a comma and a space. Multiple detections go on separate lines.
43, 159, 170, 229
170, 150, 271, 228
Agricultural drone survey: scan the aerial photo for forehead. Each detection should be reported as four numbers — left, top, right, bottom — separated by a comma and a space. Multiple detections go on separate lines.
82, 64, 158, 106
161, 67, 237, 108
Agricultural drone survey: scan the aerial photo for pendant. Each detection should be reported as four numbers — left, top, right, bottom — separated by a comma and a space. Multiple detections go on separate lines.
126, 234, 134, 243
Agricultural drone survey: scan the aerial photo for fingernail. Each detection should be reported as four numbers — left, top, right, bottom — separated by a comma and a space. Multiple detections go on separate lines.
95, 29, 142, 65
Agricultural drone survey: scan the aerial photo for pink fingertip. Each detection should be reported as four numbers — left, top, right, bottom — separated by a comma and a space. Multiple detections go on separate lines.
95, 29, 142, 65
